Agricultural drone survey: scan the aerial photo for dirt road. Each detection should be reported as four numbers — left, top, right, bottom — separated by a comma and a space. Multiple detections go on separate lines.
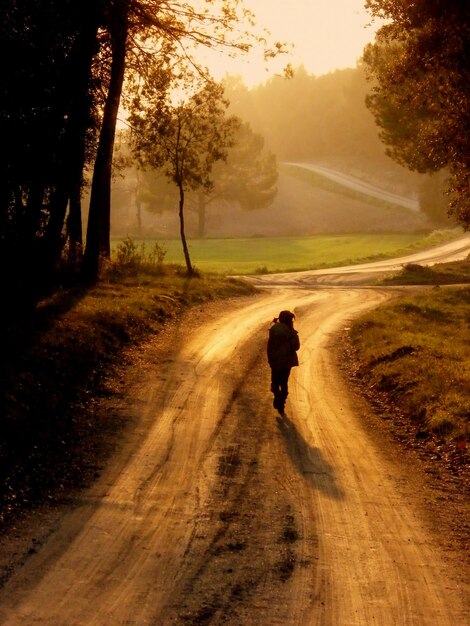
285, 162, 420, 211
246, 234, 470, 288
0, 282, 468, 625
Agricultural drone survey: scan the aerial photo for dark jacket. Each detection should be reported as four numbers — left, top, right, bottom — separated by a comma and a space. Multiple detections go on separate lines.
267, 322, 300, 370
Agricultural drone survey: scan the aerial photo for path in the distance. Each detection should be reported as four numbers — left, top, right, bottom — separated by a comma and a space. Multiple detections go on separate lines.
285, 162, 420, 211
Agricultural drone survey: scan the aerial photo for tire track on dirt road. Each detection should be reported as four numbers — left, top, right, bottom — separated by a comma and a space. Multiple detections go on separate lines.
290, 292, 469, 625
0, 291, 321, 625
0, 288, 468, 625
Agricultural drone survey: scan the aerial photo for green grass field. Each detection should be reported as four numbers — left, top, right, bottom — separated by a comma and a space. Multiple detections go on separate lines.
112, 231, 461, 275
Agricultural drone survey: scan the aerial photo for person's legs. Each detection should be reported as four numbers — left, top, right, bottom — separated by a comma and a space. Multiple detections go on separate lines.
271, 367, 291, 415
271, 368, 281, 409
277, 367, 291, 414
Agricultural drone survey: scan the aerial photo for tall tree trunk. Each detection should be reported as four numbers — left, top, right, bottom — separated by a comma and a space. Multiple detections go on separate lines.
83, 0, 129, 280
43, 9, 101, 279
135, 169, 142, 235
67, 175, 84, 269
135, 199, 143, 235
178, 181, 194, 275
11, 181, 45, 307
67, 118, 88, 258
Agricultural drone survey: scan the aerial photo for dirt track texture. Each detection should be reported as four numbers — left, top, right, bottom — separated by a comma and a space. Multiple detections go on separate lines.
0, 288, 468, 626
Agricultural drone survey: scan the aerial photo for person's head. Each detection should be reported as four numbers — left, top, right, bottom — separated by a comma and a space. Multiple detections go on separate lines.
278, 310, 295, 327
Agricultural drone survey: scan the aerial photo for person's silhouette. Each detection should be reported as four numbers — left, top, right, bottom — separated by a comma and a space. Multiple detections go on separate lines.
267, 310, 300, 417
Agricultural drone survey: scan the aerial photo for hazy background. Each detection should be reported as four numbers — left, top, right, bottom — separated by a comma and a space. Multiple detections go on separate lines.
109, 0, 449, 240
201, 0, 381, 84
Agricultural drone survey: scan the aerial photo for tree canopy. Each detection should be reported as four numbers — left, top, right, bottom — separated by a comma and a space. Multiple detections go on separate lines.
191, 121, 278, 237
1, 0, 278, 306
130, 79, 240, 273
363, 0, 470, 228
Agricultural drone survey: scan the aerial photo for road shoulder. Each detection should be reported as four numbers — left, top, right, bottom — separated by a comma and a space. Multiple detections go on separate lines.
337, 330, 470, 599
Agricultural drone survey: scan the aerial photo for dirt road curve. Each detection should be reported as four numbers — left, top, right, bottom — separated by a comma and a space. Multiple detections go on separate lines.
247, 234, 470, 288
285, 162, 420, 211
0, 281, 468, 625
1, 241, 469, 625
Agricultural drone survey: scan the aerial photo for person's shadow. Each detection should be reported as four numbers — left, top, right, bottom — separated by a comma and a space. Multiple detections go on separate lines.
276, 414, 344, 500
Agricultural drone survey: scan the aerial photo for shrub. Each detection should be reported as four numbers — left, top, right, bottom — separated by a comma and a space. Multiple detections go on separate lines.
111, 238, 167, 277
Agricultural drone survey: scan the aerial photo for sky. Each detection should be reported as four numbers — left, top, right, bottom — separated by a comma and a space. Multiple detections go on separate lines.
201, 0, 382, 86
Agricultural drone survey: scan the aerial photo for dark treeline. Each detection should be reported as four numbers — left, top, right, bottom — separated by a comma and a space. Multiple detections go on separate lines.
1, 0, 102, 307
0, 0, 258, 310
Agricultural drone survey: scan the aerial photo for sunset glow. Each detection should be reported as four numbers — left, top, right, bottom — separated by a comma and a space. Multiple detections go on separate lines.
203, 0, 382, 85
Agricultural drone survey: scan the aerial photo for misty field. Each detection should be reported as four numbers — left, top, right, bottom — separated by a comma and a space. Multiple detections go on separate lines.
113, 231, 458, 275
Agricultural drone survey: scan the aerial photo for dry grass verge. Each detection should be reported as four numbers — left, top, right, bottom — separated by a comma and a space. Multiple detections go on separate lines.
382, 258, 470, 285
349, 284, 469, 475
0, 266, 255, 527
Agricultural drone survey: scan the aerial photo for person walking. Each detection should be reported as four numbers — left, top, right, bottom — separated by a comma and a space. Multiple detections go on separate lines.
267, 310, 300, 417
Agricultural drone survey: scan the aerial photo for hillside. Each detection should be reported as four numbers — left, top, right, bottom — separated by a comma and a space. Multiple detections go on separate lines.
122, 166, 431, 239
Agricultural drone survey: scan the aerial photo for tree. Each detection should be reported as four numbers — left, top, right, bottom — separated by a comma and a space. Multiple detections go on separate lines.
363, 0, 470, 228
419, 171, 456, 227
82, 0, 282, 279
194, 121, 278, 237
131, 80, 240, 274
0, 0, 103, 304
82, 0, 131, 279
1, 0, 284, 302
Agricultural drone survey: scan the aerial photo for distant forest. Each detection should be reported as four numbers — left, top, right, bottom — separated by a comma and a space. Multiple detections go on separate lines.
111, 65, 452, 238
223, 66, 422, 195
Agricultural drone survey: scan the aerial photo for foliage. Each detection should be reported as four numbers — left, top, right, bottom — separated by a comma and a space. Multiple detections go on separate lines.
205, 121, 278, 210
133, 121, 278, 238
135, 169, 178, 215
113, 237, 167, 276
418, 171, 456, 227
131, 80, 239, 193
363, 0, 470, 229
193, 121, 278, 237
130, 79, 240, 273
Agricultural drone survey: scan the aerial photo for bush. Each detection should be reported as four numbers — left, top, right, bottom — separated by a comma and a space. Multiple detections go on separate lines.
111, 238, 167, 277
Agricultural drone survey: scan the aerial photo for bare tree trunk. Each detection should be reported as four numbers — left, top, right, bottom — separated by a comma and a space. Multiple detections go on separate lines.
44, 10, 100, 277
83, 0, 129, 280
178, 182, 194, 275
135, 199, 143, 235
135, 169, 142, 235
